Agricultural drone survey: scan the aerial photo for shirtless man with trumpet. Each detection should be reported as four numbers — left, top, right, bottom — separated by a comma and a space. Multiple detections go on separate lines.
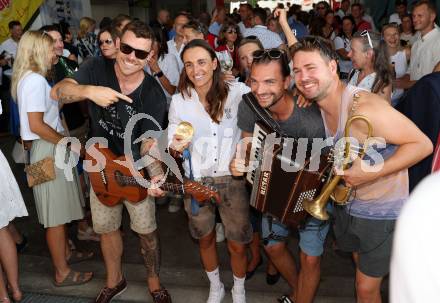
290, 36, 432, 303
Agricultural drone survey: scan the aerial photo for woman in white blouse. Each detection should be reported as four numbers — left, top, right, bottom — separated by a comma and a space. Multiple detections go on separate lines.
168, 39, 251, 303
348, 30, 393, 102
11, 31, 92, 287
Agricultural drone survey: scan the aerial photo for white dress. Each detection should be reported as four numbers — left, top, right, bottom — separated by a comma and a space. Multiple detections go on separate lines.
0, 100, 28, 229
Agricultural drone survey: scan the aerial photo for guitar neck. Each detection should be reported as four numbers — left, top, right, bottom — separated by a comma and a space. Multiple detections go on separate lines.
159, 182, 185, 194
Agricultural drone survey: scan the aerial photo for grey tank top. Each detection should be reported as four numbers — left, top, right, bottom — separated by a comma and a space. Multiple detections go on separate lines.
321, 84, 408, 220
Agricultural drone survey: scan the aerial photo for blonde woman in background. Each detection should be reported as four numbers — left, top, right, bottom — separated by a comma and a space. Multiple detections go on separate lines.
11, 31, 93, 287
76, 17, 98, 62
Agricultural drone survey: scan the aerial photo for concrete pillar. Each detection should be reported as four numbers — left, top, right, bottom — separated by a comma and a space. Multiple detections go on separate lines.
129, 2, 148, 23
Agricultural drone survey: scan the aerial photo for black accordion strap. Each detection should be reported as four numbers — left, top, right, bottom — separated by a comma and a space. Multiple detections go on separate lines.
242, 92, 287, 137
262, 216, 288, 245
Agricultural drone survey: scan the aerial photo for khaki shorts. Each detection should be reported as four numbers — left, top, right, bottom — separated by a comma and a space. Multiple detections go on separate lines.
90, 187, 156, 235
184, 176, 252, 244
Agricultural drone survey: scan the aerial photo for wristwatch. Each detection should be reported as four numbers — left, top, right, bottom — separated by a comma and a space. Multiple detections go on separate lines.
154, 70, 164, 78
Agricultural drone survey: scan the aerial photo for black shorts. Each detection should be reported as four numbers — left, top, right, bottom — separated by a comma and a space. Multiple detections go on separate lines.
333, 205, 395, 277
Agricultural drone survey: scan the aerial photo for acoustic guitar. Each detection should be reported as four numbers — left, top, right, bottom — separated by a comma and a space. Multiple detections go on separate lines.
85, 144, 220, 207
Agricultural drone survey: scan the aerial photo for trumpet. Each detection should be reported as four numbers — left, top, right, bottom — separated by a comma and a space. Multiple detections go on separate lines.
302, 115, 373, 220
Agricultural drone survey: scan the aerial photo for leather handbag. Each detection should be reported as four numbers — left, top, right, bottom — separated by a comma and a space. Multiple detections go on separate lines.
22, 140, 56, 187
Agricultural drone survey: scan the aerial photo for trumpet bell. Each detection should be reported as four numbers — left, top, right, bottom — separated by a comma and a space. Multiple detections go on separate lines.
302, 198, 329, 221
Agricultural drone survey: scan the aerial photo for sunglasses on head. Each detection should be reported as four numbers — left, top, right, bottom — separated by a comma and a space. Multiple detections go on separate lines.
120, 42, 149, 59
252, 48, 283, 60
99, 39, 113, 46
360, 30, 373, 49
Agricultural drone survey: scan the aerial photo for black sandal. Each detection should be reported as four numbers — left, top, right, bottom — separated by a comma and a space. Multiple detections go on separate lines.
277, 294, 294, 303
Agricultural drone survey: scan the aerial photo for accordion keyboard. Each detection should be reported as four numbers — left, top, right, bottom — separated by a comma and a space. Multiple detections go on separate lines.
246, 123, 269, 184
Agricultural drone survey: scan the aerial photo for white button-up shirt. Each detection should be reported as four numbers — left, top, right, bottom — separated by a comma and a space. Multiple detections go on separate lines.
0, 38, 18, 58
167, 39, 184, 73
168, 81, 250, 179
243, 25, 283, 49
144, 53, 180, 106
408, 27, 440, 81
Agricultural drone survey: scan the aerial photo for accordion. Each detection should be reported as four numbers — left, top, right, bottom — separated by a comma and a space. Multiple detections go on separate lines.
243, 93, 331, 227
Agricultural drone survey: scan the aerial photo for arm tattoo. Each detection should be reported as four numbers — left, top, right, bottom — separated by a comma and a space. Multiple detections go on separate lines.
57, 87, 83, 104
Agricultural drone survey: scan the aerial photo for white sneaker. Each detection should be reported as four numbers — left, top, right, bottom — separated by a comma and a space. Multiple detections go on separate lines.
231, 287, 246, 303
215, 223, 225, 243
168, 197, 182, 213
207, 283, 225, 303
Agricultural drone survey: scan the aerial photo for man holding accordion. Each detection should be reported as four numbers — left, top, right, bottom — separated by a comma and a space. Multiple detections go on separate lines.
231, 48, 331, 303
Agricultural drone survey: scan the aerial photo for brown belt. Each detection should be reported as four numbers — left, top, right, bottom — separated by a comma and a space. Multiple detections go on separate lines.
196, 175, 234, 185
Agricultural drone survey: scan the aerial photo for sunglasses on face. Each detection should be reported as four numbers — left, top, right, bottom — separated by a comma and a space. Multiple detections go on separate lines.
120, 42, 149, 59
226, 29, 237, 34
99, 39, 113, 46
252, 48, 283, 60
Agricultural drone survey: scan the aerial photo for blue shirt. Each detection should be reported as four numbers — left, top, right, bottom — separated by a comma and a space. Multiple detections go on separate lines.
208, 22, 222, 36
288, 17, 308, 39
243, 25, 283, 49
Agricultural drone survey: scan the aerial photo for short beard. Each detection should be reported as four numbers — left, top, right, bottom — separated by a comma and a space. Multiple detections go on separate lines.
308, 79, 332, 103
267, 91, 285, 109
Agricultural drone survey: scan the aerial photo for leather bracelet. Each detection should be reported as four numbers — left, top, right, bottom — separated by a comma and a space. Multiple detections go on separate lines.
154, 70, 164, 78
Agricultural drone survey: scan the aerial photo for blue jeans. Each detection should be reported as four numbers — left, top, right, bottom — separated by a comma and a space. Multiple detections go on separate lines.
261, 205, 332, 257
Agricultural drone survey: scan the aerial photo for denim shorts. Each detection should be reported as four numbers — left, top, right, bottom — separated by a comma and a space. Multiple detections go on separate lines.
261, 207, 331, 257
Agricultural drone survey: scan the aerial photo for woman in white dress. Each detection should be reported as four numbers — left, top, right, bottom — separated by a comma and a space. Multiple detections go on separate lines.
382, 23, 411, 106
347, 30, 393, 102
0, 100, 28, 303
